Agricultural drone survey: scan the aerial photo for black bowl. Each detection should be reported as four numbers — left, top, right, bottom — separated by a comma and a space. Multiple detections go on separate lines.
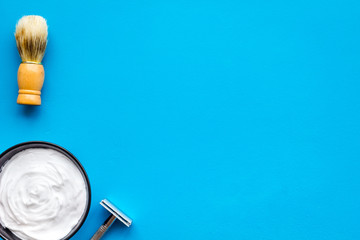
0, 141, 91, 240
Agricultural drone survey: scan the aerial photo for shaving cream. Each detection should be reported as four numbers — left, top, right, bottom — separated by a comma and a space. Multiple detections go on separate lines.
0, 148, 88, 240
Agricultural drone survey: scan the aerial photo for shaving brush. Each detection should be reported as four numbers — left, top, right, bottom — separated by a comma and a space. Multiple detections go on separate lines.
15, 15, 48, 105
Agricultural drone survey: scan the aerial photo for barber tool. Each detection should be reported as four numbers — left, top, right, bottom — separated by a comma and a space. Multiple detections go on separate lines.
91, 199, 132, 240
15, 15, 48, 105
0, 142, 91, 240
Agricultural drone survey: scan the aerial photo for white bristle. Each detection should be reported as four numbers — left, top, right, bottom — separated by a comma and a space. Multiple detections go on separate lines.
15, 15, 48, 63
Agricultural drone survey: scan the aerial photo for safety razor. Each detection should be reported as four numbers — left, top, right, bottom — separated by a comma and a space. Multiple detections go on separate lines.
90, 199, 132, 240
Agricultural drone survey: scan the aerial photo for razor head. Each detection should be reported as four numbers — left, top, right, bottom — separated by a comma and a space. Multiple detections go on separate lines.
100, 199, 132, 227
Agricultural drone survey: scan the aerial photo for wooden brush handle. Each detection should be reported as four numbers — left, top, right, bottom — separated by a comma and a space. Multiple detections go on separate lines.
17, 63, 44, 105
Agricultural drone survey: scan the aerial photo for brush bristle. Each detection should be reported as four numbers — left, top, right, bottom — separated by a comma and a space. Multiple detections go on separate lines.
15, 15, 48, 63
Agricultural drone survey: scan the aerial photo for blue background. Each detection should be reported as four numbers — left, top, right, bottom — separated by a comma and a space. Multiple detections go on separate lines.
0, 0, 360, 239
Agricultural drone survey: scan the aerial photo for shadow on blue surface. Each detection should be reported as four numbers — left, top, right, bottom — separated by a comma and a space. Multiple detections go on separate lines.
18, 105, 41, 117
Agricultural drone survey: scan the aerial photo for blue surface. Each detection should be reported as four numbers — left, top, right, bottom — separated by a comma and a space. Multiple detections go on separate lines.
0, 0, 360, 239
